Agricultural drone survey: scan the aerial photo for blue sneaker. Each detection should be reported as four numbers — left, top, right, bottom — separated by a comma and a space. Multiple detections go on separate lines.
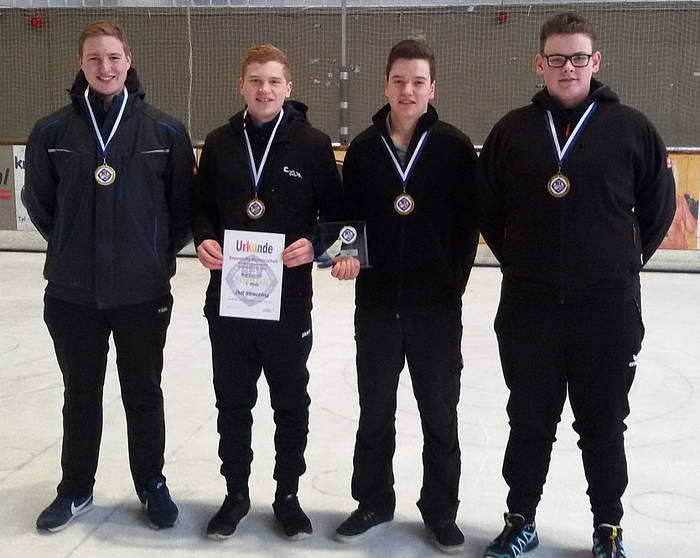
483, 513, 539, 557
138, 477, 178, 529
593, 524, 626, 558
36, 493, 93, 532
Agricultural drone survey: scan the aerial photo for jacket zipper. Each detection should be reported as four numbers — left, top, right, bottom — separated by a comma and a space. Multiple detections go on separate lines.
559, 189, 566, 304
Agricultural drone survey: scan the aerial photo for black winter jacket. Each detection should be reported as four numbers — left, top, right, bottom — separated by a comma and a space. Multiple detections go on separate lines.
192, 101, 342, 309
25, 69, 195, 309
343, 104, 479, 309
478, 80, 675, 302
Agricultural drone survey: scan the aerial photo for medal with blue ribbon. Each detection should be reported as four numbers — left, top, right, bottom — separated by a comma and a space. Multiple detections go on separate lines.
84, 86, 128, 186
380, 125, 430, 215
243, 107, 284, 219
545, 101, 597, 198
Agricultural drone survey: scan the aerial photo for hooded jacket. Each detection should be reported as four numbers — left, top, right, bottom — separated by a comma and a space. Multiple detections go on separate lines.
25, 68, 195, 309
192, 100, 342, 309
343, 103, 479, 309
478, 80, 675, 302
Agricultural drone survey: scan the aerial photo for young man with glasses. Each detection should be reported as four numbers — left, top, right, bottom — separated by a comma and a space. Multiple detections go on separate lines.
477, 12, 675, 558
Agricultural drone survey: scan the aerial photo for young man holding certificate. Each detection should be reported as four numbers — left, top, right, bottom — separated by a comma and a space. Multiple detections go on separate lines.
334, 40, 479, 554
477, 12, 675, 558
25, 21, 195, 532
193, 44, 349, 541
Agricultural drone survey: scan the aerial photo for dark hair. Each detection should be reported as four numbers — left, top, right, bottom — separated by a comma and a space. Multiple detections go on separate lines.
79, 21, 130, 58
539, 12, 596, 52
385, 39, 436, 82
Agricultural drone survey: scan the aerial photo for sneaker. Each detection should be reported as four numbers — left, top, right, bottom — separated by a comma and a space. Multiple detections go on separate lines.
272, 494, 313, 540
36, 493, 94, 532
335, 508, 393, 542
483, 513, 539, 558
138, 477, 178, 529
427, 520, 465, 554
206, 493, 251, 539
592, 524, 626, 558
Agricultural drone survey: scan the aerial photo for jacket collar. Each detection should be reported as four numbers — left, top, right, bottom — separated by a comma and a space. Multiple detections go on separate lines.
532, 78, 619, 120
69, 67, 145, 115
372, 103, 438, 161
229, 99, 309, 142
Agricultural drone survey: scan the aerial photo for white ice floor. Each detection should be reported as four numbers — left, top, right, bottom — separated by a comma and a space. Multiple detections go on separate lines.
1, 251, 699, 558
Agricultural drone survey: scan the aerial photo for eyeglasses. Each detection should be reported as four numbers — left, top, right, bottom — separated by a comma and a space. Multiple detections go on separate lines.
543, 53, 593, 68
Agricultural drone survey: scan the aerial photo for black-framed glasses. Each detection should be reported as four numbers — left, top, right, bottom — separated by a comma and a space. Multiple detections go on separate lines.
543, 53, 593, 68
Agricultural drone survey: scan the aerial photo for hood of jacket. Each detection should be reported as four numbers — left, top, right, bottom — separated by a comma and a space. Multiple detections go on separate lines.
227, 100, 310, 139
531, 78, 619, 120
68, 67, 145, 109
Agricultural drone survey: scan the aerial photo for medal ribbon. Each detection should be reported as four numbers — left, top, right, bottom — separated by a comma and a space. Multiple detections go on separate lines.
83, 86, 129, 160
545, 101, 597, 167
243, 107, 284, 196
380, 127, 431, 188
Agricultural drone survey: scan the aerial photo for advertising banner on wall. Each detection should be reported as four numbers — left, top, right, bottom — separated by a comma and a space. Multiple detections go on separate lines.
0, 146, 17, 230
660, 154, 699, 250
12, 145, 36, 231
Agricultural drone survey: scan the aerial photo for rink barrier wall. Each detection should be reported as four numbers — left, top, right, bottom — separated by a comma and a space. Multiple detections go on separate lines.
1, 141, 698, 272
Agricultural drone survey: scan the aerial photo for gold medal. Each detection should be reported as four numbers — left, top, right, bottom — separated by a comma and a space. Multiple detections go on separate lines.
547, 173, 570, 198
394, 193, 415, 215
95, 163, 117, 186
246, 198, 265, 219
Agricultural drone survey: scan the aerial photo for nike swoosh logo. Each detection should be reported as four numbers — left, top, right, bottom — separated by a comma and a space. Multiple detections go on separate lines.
71, 497, 91, 515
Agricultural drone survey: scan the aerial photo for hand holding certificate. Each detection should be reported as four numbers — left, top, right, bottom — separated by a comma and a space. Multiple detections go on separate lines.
220, 229, 285, 321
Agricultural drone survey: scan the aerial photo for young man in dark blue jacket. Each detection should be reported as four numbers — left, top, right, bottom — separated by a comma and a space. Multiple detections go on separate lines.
193, 44, 350, 541
478, 12, 675, 558
26, 21, 194, 532
334, 40, 479, 554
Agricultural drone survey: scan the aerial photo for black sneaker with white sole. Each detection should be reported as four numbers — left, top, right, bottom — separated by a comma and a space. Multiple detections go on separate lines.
335, 508, 393, 542
36, 493, 94, 532
428, 520, 465, 554
272, 494, 313, 540
206, 493, 251, 539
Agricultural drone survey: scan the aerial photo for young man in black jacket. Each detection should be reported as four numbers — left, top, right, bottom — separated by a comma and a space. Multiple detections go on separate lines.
478, 12, 675, 558
193, 44, 349, 541
26, 21, 194, 532
334, 40, 479, 554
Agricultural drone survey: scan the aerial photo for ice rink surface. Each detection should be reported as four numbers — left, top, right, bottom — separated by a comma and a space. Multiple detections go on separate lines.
1, 252, 698, 557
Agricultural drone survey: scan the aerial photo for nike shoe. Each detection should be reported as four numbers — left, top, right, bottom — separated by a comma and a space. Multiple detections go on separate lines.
483, 512, 539, 557
36, 493, 94, 532
138, 477, 178, 529
592, 524, 626, 558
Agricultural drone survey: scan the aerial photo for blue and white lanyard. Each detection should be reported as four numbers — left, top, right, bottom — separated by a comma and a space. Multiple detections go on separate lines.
380, 127, 431, 188
83, 85, 128, 160
545, 100, 597, 167
242, 107, 284, 196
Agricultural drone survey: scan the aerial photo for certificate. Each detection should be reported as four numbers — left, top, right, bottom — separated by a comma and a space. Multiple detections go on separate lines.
220, 229, 285, 321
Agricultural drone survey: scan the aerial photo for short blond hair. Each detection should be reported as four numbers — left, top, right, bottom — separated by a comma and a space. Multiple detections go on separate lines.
241, 44, 291, 82
79, 20, 131, 57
